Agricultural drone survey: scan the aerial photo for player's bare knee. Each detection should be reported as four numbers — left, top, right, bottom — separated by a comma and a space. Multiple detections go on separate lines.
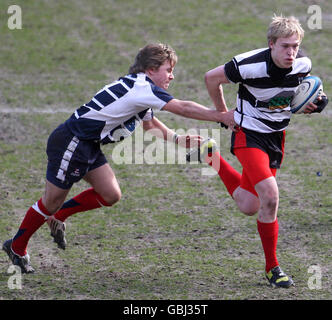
112, 189, 122, 204
102, 189, 122, 206
239, 203, 259, 216
258, 186, 278, 209
258, 194, 278, 222
264, 193, 279, 210
234, 190, 260, 216
243, 208, 258, 216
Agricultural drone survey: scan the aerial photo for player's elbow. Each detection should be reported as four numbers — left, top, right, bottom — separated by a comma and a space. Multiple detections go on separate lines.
204, 71, 213, 88
204, 70, 221, 93
205, 65, 229, 88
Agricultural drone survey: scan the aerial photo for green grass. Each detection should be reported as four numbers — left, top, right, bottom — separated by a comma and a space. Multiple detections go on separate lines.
0, 0, 332, 301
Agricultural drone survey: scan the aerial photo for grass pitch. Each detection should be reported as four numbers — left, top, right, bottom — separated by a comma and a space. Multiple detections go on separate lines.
0, 0, 331, 300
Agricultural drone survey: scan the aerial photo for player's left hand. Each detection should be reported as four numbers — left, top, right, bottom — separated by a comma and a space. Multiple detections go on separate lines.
177, 135, 204, 148
303, 92, 328, 114
303, 102, 318, 113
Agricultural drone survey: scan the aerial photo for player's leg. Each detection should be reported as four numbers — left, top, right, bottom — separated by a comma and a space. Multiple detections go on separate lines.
2, 180, 70, 273
234, 147, 279, 221
42, 180, 72, 214
232, 171, 260, 216
2, 124, 74, 272
235, 147, 293, 287
11, 181, 69, 256
205, 151, 260, 215
53, 163, 121, 223
200, 139, 275, 217
235, 147, 279, 269
254, 175, 293, 286
84, 163, 122, 206
49, 153, 121, 250
255, 175, 279, 223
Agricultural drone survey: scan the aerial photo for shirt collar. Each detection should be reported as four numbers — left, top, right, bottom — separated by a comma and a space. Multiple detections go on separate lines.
267, 48, 292, 80
134, 72, 155, 85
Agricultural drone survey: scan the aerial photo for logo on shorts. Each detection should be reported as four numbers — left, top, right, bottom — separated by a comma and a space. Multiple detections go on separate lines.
70, 168, 80, 177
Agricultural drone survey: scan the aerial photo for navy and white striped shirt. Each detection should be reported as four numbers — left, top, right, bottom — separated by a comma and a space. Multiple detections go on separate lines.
224, 48, 311, 133
65, 73, 173, 144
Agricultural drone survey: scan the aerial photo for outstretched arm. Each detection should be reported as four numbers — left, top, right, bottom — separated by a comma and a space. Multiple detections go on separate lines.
162, 98, 235, 128
142, 117, 203, 148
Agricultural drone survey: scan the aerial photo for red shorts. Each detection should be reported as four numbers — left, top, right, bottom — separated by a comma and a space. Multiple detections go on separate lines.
234, 148, 277, 196
231, 127, 285, 169
231, 127, 285, 196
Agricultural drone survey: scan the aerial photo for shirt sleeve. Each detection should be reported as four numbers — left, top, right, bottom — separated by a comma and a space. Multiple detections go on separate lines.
139, 83, 174, 111
224, 59, 244, 84
150, 84, 174, 104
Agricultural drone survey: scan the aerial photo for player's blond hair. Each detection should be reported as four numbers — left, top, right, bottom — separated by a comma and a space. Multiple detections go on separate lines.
129, 43, 178, 74
267, 14, 304, 44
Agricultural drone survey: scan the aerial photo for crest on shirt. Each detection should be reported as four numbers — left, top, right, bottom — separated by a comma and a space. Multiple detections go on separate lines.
267, 92, 294, 110
268, 96, 292, 110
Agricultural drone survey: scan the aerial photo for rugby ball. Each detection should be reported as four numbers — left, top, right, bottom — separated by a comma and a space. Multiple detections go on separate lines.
290, 76, 323, 114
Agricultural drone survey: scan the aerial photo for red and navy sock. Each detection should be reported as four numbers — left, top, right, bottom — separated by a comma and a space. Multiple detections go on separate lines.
257, 219, 279, 273
54, 188, 109, 222
12, 199, 51, 256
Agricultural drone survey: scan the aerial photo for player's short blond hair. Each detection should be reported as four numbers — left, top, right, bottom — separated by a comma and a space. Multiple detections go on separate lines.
129, 43, 178, 74
267, 14, 304, 44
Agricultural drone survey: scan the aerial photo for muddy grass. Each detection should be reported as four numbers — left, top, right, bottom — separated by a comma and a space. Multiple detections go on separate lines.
0, 112, 331, 301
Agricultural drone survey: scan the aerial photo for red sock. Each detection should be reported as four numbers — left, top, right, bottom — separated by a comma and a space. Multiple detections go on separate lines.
206, 152, 241, 197
257, 219, 279, 273
12, 199, 51, 256
54, 188, 109, 222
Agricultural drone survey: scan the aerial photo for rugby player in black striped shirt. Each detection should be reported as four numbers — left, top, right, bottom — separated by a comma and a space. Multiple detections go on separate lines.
203, 15, 327, 288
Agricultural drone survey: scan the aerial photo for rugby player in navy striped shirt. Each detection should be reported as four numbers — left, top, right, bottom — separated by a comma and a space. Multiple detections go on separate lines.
3, 43, 234, 273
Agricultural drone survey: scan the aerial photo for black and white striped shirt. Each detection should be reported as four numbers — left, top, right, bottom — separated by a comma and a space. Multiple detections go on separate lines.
65, 73, 173, 144
224, 48, 311, 133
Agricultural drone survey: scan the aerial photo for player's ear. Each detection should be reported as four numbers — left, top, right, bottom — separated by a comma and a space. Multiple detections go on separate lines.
146, 67, 157, 75
268, 40, 274, 49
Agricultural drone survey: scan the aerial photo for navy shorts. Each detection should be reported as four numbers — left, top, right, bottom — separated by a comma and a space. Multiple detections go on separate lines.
46, 123, 107, 189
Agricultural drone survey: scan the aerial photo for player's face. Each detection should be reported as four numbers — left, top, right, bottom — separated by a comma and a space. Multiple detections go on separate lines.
270, 34, 301, 69
147, 60, 175, 90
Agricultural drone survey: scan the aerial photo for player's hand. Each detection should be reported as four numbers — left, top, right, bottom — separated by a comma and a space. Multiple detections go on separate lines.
177, 135, 204, 149
304, 92, 329, 114
303, 102, 318, 114
303, 92, 328, 114
219, 109, 239, 132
